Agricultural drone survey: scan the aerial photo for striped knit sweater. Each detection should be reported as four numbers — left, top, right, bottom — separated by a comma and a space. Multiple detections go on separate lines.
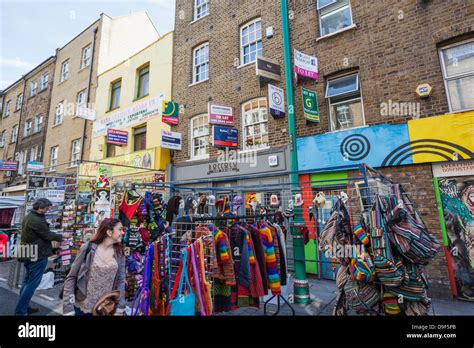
259, 225, 281, 295
214, 228, 236, 286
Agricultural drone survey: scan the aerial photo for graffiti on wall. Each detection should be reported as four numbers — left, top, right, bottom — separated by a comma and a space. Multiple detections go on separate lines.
439, 176, 474, 301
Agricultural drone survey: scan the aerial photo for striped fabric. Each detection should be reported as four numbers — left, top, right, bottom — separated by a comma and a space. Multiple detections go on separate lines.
259, 225, 281, 295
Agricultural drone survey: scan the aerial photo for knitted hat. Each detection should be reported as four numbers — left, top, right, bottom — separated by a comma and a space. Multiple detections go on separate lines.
184, 196, 197, 213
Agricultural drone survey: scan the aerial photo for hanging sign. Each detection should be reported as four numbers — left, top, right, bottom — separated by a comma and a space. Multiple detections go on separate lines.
0, 161, 18, 171
268, 84, 286, 119
28, 176, 46, 189
27, 161, 44, 172
432, 160, 474, 178
302, 88, 320, 123
213, 126, 238, 149
208, 103, 234, 125
256, 57, 281, 82
294, 49, 318, 81
162, 100, 179, 125
161, 130, 182, 150
107, 129, 128, 146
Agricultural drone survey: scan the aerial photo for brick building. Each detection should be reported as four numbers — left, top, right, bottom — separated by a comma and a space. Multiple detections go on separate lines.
0, 56, 56, 195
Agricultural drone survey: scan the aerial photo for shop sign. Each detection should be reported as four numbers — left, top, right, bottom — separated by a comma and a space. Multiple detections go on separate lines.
27, 161, 44, 172
213, 126, 238, 149
432, 160, 474, 178
93, 95, 164, 136
107, 129, 128, 146
0, 161, 18, 171
207, 161, 240, 175
162, 100, 179, 125
256, 57, 281, 82
34, 189, 65, 203
208, 103, 234, 125
294, 49, 318, 81
268, 84, 285, 119
302, 88, 319, 122
161, 130, 182, 150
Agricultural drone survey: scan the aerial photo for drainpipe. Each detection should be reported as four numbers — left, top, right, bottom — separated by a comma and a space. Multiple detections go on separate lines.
280, 0, 310, 304
81, 27, 98, 162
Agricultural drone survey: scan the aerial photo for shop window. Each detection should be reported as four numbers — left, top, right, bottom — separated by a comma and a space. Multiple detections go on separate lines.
110, 79, 121, 110
240, 18, 263, 65
242, 98, 269, 150
50, 146, 58, 172
70, 139, 81, 167
136, 65, 150, 99
326, 73, 365, 131
60, 60, 69, 82
81, 44, 92, 69
317, 0, 353, 37
439, 40, 474, 112
190, 114, 209, 160
193, 43, 209, 84
133, 125, 147, 152
193, 0, 209, 21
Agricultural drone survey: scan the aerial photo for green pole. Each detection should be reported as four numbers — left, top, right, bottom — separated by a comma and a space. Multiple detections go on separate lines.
280, 0, 310, 304
433, 177, 449, 246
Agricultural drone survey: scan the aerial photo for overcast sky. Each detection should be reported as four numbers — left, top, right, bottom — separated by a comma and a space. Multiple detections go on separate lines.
0, 0, 176, 90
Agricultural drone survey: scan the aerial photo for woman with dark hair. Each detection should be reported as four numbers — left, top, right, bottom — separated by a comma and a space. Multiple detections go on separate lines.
63, 218, 126, 316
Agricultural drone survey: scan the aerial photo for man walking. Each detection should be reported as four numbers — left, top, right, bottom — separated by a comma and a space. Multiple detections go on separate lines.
15, 198, 72, 316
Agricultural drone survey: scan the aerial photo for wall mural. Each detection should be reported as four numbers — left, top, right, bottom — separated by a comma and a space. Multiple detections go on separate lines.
439, 176, 474, 301
297, 111, 474, 171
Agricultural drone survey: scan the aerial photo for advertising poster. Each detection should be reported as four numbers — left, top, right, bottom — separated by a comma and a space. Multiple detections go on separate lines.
162, 100, 179, 125
213, 126, 238, 148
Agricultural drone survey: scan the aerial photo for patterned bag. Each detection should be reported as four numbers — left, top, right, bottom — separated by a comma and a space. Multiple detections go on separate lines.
382, 292, 401, 315
349, 252, 375, 283
345, 280, 379, 313
389, 263, 427, 302
353, 223, 370, 245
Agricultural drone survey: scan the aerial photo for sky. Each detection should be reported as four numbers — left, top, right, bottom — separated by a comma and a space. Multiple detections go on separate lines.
0, 0, 176, 90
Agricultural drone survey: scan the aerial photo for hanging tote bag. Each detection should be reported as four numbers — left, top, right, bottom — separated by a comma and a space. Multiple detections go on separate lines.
349, 251, 375, 284
168, 248, 196, 316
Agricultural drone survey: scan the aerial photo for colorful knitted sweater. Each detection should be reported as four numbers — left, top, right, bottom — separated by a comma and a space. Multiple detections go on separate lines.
214, 228, 236, 286
259, 225, 281, 295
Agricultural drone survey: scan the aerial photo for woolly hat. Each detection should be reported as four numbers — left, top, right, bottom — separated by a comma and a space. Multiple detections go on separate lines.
166, 195, 181, 224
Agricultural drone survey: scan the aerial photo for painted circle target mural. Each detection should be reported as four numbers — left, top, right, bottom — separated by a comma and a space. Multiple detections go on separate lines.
340, 134, 371, 161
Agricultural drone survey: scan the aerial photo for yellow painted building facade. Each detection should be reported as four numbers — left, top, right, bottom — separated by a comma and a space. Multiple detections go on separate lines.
86, 32, 173, 181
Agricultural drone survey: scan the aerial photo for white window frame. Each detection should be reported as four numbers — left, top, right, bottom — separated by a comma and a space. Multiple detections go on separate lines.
30, 146, 38, 162
40, 73, 49, 90
190, 114, 210, 160
242, 97, 269, 151
60, 60, 69, 82
23, 119, 32, 137
30, 81, 38, 97
18, 150, 28, 175
50, 146, 58, 172
439, 39, 474, 113
15, 93, 23, 110
193, 0, 209, 21
70, 139, 81, 167
34, 114, 43, 133
240, 18, 263, 66
55, 102, 64, 125
81, 45, 92, 69
76, 89, 87, 116
11, 125, 18, 143
4, 100, 11, 117
0, 131, 5, 147
318, 0, 353, 37
326, 73, 366, 131
192, 43, 209, 84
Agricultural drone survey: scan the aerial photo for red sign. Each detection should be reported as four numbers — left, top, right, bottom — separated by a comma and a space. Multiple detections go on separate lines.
208, 103, 234, 125
0, 161, 18, 171
107, 129, 128, 146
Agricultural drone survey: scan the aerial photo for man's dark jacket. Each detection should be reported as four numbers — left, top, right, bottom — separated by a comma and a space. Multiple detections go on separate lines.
21, 210, 62, 259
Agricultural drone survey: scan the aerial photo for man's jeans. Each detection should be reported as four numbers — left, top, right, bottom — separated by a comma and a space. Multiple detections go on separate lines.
14, 257, 48, 316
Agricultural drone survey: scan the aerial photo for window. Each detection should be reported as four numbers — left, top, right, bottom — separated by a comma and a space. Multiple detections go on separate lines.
192, 43, 209, 84
76, 89, 87, 116
18, 150, 27, 175
137, 65, 150, 99
440, 40, 474, 112
242, 98, 269, 150
81, 45, 92, 68
4, 100, 11, 117
326, 73, 365, 131
11, 125, 18, 143
70, 139, 81, 167
240, 19, 263, 65
34, 115, 43, 133
318, 0, 353, 37
190, 114, 209, 159
0, 131, 5, 147
193, 0, 209, 20
60, 60, 69, 82
110, 80, 121, 110
23, 119, 32, 137
30, 146, 39, 161
50, 146, 58, 171
55, 102, 64, 125
40, 73, 49, 90
30, 81, 38, 97
133, 125, 147, 151
15, 93, 23, 110
106, 143, 117, 158
5, 157, 13, 177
